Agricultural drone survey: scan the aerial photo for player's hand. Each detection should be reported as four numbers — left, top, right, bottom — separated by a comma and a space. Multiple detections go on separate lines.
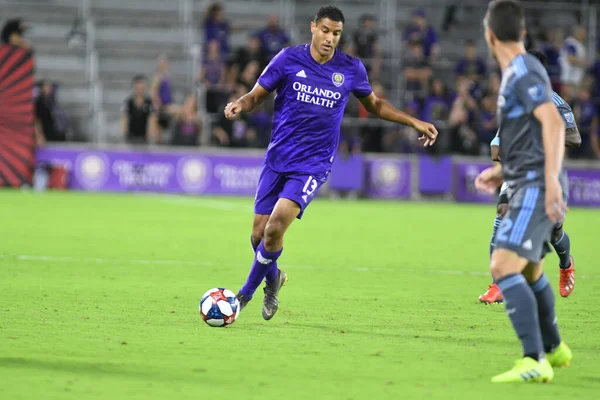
475, 165, 503, 195
545, 177, 567, 223
224, 101, 242, 120
413, 120, 438, 146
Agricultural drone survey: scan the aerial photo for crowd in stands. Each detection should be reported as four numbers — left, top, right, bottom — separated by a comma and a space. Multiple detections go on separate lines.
5, 2, 600, 160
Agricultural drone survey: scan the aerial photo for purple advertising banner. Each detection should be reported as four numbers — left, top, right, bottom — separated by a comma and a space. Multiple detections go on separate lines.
454, 161, 496, 203
366, 159, 411, 199
329, 155, 365, 191
567, 169, 600, 207
419, 155, 453, 194
454, 161, 600, 207
36, 148, 265, 195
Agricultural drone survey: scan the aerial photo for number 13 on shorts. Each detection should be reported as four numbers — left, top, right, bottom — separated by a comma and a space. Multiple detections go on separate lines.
301, 175, 319, 203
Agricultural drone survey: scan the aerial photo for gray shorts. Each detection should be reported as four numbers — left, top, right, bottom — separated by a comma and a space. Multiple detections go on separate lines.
494, 184, 554, 264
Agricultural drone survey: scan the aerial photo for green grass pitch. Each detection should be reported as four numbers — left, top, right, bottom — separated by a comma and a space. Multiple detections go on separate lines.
1, 190, 599, 399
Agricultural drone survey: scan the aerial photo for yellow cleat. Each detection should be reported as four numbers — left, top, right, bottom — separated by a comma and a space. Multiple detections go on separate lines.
546, 342, 572, 368
491, 357, 554, 383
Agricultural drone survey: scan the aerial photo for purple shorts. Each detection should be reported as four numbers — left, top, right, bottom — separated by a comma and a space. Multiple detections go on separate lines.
254, 164, 328, 219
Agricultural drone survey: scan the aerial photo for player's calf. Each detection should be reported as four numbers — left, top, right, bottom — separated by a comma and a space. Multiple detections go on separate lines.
251, 214, 269, 252
550, 223, 575, 297
491, 250, 544, 361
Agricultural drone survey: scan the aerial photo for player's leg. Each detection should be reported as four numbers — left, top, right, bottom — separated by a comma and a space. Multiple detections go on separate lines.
251, 214, 269, 252
490, 186, 555, 383
523, 256, 572, 368
236, 165, 284, 310
261, 173, 326, 320
258, 198, 299, 319
479, 185, 509, 304
551, 222, 575, 297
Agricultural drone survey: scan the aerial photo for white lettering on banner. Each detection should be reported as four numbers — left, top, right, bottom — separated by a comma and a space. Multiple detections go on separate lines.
112, 160, 173, 188
292, 81, 341, 108
214, 164, 262, 190
570, 177, 600, 202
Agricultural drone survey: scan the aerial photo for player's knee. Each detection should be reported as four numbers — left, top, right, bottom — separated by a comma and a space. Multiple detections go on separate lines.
264, 218, 285, 242
489, 254, 509, 280
251, 226, 264, 244
496, 203, 509, 218
551, 224, 564, 243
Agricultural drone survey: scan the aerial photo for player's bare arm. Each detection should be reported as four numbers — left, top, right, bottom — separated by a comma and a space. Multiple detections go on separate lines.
224, 83, 271, 119
358, 92, 438, 146
535, 101, 567, 222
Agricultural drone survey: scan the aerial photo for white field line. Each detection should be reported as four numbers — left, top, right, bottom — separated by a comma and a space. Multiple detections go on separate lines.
155, 195, 253, 212
0, 254, 597, 279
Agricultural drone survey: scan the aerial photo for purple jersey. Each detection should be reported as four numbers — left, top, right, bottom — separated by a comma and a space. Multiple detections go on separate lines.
257, 44, 373, 175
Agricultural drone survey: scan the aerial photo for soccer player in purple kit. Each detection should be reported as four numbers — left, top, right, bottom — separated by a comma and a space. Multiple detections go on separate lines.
224, 5, 438, 320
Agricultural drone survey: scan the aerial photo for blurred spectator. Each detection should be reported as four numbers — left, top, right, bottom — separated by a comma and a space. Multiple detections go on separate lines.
455, 40, 486, 85
1, 18, 31, 49
571, 87, 599, 159
402, 41, 432, 100
351, 15, 381, 80
120, 75, 159, 144
212, 93, 261, 148
35, 80, 67, 143
448, 77, 479, 155
560, 25, 587, 99
237, 60, 260, 89
171, 93, 202, 147
256, 16, 290, 62
337, 31, 351, 55
227, 35, 265, 84
384, 100, 422, 153
478, 95, 498, 155
151, 54, 178, 131
204, 3, 230, 56
539, 28, 563, 92
484, 72, 500, 99
421, 78, 449, 125
586, 43, 600, 104
358, 81, 386, 152
199, 39, 227, 113
403, 9, 439, 63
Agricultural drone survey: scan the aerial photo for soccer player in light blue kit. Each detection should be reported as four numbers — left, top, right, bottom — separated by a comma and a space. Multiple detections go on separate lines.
478, 49, 581, 304
224, 5, 438, 320
475, 0, 572, 383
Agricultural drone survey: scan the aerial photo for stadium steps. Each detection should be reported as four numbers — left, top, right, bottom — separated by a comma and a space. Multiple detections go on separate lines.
0, 1, 80, 25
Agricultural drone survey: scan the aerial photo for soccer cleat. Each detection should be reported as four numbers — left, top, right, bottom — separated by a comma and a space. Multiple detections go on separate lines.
546, 342, 573, 368
262, 269, 288, 320
236, 293, 250, 311
479, 283, 504, 304
491, 357, 554, 383
559, 257, 575, 297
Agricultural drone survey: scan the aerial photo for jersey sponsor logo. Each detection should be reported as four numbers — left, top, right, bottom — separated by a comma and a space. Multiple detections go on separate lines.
296, 69, 307, 78
292, 81, 341, 108
332, 72, 344, 87
527, 84, 545, 101
563, 112, 575, 124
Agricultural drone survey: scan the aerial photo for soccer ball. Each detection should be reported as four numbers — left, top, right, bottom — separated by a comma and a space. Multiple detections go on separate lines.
199, 288, 240, 327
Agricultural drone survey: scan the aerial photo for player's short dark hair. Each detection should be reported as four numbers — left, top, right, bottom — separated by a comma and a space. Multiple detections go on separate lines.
528, 49, 547, 67
485, 0, 525, 42
314, 5, 345, 24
